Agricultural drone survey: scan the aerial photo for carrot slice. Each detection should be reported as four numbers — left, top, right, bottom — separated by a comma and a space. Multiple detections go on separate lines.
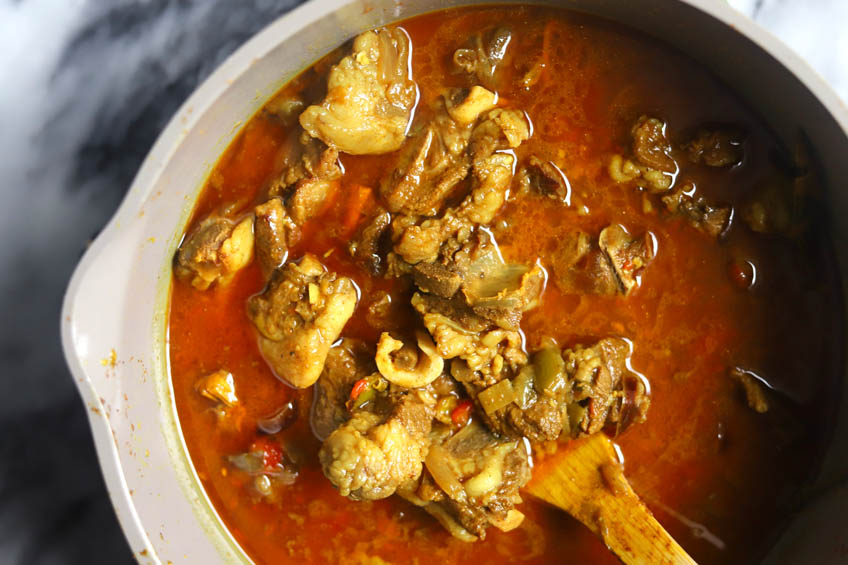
340, 185, 374, 239
540, 20, 556, 83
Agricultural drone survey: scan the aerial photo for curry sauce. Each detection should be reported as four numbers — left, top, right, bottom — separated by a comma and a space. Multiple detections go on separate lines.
169, 6, 841, 564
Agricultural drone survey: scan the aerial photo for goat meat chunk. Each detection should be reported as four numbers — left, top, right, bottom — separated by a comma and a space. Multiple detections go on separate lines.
311, 339, 376, 440
452, 27, 514, 91
254, 198, 297, 276
247, 254, 357, 388
380, 124, 470, 216
403, 420, 530, 540
564, 337, 650, 436
349, 208, 392, 274
175, 215, 254, 290
662, 183, 733, 238
684, 127, 745, 167
598, 224, 654, 295
319, 394, 433, 500
288, 179, 337, 225
517, 156, 570, 202
300, 28, 418, 155
631, 115, 675, 173
272, 140, 342, 195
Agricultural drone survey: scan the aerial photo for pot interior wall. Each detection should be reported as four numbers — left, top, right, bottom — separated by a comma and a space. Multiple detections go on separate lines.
143, 0, 848, 561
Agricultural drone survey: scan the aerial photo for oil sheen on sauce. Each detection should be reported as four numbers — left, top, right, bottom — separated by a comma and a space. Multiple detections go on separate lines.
168, 6, 842, 564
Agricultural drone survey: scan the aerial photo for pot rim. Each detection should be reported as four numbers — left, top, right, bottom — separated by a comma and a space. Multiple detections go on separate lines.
60, 1, 848, 563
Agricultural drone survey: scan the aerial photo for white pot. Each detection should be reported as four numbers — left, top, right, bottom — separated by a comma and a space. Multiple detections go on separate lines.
60, 1, 848, 563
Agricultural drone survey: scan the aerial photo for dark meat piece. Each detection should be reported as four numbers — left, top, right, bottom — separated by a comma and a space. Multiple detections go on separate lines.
413, 292, 491, 334
411, 230, 544, 383
549, 230, 625, 296
608, 115, 677, 193
349, 208, 391, 274
468, 304, 522, 332
389, 110, 528, 266
586, 248, 623, 295
268, 138, 342, 226
378, 90, 491, 216
404, 421, 530, 540
247, 254, 357, 388
452, 27, 513, 90
380, 126, 463, 216
631, 115, 676, 173
463, 263, 545, 328
662, 183, 733, 237
517, 156, 570, 202
551, 230, 621, 295
414, 293, 526, 387
311, 339, 376, 440
413, 261, 463, 298
272, 140, 342, 194
438, 497, 491, 540
598, 224, 655, 295
254, 198, 297, 276
684, 127, 745, 167
306, 145, 342, 181
499, 400, 562, 443
445, 230, 546, 329
364, 290, 410, 332
564, 337, 651, 436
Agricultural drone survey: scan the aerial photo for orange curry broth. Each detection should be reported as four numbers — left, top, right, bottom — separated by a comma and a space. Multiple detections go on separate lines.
168, 6, 842, 564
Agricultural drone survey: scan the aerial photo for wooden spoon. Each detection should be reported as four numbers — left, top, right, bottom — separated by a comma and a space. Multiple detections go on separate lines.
525, 433, 696, 565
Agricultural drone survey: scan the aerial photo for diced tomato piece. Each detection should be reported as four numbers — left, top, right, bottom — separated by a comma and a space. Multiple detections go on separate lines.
251, 438, 283, 470
451, 399, 473, 426
261, 442, 283, 470
350, 378, 369, 402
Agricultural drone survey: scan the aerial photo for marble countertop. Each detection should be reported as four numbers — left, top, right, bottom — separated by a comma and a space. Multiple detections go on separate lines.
0, 1, 844, 563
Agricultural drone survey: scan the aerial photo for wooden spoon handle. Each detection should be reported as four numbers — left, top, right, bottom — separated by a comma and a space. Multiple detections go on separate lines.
525, 434, 696, 565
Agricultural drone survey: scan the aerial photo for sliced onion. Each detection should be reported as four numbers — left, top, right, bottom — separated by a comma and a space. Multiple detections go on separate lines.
425, 445, 465, 501
478, 379, 515, 415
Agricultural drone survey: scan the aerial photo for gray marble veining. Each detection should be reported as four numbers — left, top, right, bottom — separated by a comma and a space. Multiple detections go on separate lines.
0, 3, 300, 563
0, 1, 843, 563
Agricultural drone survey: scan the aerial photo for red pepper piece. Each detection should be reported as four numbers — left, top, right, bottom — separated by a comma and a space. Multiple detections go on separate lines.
350, 378, 369, 402
451, 399, 473, 427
